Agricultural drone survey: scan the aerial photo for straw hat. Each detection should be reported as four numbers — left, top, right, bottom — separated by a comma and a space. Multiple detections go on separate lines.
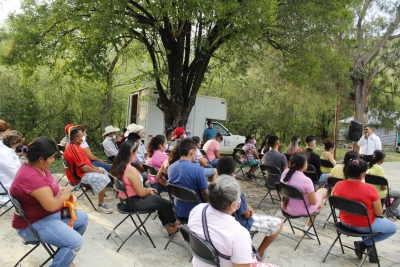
102, 125, 120, 136
124, 123, 144, 137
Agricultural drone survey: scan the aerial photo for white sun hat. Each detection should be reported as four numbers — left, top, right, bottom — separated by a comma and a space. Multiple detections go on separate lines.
124, 123, 144, 137
102, 125, 120, 136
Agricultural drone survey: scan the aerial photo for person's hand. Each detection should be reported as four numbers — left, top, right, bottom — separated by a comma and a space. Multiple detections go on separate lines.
148, 188, 157, 195
60, 186, 74, 193
248, 206, 253, 217
98, 159, 104, 163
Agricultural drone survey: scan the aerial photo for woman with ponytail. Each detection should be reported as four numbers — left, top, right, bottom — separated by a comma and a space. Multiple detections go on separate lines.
146, 135, 168, 192
280, 152, 327, 239
333, 158, 396, 263
367, 150, 400, 221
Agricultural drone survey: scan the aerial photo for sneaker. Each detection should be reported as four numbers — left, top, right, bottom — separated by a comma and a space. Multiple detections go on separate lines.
367, 246, 378, 263
303, 225, 317, 240
354, 240, 366, 259
97, 203, 113, 214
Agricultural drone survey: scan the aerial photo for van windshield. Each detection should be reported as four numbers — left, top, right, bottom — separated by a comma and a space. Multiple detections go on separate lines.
213, 123, 228, 135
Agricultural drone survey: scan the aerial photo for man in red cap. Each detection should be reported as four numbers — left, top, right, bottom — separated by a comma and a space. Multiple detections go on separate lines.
60, 123, 74, 146
170, 127, 185, 150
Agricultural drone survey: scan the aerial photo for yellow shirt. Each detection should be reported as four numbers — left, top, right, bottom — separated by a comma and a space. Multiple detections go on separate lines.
328, 164, 345, 179
366, 164, 386, 199
320, 152, 336, 173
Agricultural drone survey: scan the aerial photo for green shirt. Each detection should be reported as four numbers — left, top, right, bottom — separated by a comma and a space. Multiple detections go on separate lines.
367, 164, 387, 199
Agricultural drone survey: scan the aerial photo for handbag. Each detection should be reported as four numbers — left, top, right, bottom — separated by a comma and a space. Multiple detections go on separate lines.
61, 194, 77, 227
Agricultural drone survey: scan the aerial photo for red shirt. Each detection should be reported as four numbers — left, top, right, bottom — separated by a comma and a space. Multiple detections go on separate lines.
333, 180, 380, 227
10, 163, 61, 229
64, 143, 92, 183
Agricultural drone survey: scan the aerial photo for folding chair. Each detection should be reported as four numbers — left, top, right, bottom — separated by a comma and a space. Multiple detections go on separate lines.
320, 159, 334, 170
323, 177, 343, 228
199, 149, 210, 163
232, 148, 247, 179
180, 225, 220, 266
234, 149, 257, 182
258, 165, 281, 212
284, 153, 292, 163
322, 196, 380, 266
106, 174, 156, 251
56, 145, 66, 183
61, 156, 97, 211
0, 180, 13, 217
304, 164, 322, 189
165, 183, 200, 250
364, 174, 389, 206
275, 182, 321, 250
9, 195, 57, 267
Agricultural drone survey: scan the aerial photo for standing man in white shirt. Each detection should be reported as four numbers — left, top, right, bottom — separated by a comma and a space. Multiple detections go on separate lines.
102, 125, 120, 162
357, 125, 382, 162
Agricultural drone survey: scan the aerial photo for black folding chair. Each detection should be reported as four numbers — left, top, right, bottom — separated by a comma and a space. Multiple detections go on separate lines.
365, 174, 389, 205
323, 177, 344, 228
304, 164, 322, 189
232, 148, 247, 179
275, 182, 321, 250
258, 165, 281, 213
106, 174, 156, 251
0, 180, 13, 217
234, 149, 258, 182
284, 153, 292, 163
322, 196, 380, 266
9, 195, 57, 267
165, 183, 200, 250
199, 149, 210, 163
320, 159, 334, 171
61, 156, 97, 211
180, 225, 220, 266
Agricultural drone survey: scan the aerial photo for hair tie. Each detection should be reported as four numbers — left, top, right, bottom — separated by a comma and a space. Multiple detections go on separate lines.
22, 146, 28, 153
352, 159, 359, 164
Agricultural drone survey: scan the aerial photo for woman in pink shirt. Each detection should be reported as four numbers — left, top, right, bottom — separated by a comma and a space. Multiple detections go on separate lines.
110, 141, 179, 236
146, 135, 168, 192
280, 152, 327, 240
203, 133, 223, 167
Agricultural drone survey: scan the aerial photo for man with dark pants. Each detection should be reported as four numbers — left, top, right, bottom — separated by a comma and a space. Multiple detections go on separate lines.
168, 138, 208, 219
358, 125, 382, 162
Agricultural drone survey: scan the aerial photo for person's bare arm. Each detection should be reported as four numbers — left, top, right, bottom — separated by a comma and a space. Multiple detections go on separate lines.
326, 153, 336, 166
199, 157, 208, 167
308, 191, 317, 205
126, 167, 157, 197
214, 150, 221, 159
372, 199, 383, 216
156, 165, 168, 187
203, 134, 207, 143
79, 165, 104, 174
233, 263, 251, 267
135, 162, 145, 172
252, 149, 259, 159
30, 186, 73, 212
82, 147, 103, 162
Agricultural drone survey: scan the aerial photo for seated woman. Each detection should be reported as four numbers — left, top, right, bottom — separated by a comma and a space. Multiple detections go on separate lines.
110, 140, 179, 236
286, 135, 302, 155
367, 150, 400, 221
75, 125, 111, 172
203, 133, 223, 167
280, 152, 327, 239
10, 137, 89, 267
329, 151, 358, 179
241, 134, 260, 179
146, 135, 169, 192
192, 136, 217, 180
155, 145, 181, 188
333, 159, 397, 263
188, 175, 277, 267
320, 139, 336, 173
0, 131, 24, 198
260, 134, 271, 154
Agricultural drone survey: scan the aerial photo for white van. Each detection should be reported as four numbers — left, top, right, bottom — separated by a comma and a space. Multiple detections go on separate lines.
126, 88, 245, 155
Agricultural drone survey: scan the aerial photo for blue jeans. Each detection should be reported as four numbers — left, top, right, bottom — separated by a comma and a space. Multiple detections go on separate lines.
203, 167, 215, 177
341, 217, 397, 246
91, 161, 111, 172
209, 158, 219, 167
150, 182, 167, 193
17, 210, 89, 267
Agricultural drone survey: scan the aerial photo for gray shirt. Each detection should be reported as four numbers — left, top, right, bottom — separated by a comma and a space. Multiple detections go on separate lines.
262, 150, 287, 172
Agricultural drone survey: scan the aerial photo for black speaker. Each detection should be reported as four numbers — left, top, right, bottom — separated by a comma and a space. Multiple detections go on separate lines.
348, 120, 363, 141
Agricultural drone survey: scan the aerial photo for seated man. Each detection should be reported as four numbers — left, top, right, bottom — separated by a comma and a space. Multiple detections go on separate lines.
126, 131, 148, 182
303, 135, 328, 185
124, 123, 147, 163
170, 127, 185, 150
217, 156, 283, 258
262, 135, 287, 172
102, 125, 120, 162
60, 123, 74, 146
168, 138, 208, 219
64, 127, 113, 214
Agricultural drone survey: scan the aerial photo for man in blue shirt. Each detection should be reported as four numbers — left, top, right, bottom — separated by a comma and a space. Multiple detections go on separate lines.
168, 138, 208, 218
216, 156, 283, 258
203, 120, 217, 143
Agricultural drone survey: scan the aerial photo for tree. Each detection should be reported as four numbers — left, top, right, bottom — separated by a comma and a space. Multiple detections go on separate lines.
350, 0, 400, 124
1, 0, 353, 130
